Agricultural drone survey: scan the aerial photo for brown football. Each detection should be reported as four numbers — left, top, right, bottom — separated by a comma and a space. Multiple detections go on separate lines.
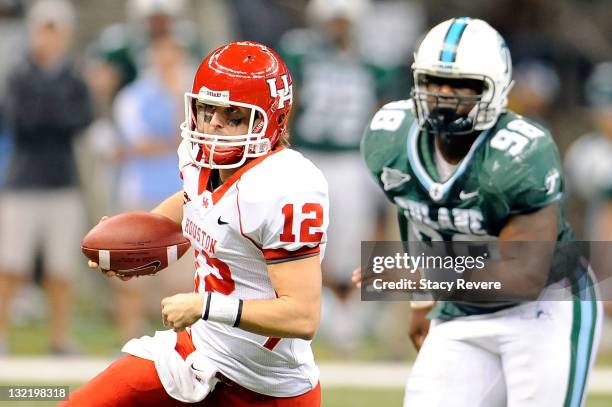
81, 212, 190, 277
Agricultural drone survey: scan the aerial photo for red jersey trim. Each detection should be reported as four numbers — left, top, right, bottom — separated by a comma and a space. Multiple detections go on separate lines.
263, 337, 281, 350
212, 147, 285, 204
263, 245, 320, 263
197, 168, 212, 195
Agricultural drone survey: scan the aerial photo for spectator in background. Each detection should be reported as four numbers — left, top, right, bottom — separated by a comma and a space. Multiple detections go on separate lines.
0, 0, 93, 354
487, 0, 600, 108
357, 0, 425, 101
565, 62, 612, 349
565, 62, 612, 241
109, 34, 194, 342
81, 1, 201, 342
90, 0, 201, 92
508, 60, 560, 126
279, 0, 394, 352
80, 0, 201, 227
227, 0, 298, 50
78, 46, 124, 224
81, 0, 201, 213
0, 0, 26, 185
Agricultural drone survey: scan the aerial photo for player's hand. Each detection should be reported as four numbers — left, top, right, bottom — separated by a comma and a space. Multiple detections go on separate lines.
87, 216, 134, 281
352, 267, 377, 288
408, 305, 433, 351
161, 293, 204, 331
351, 267, 362, 288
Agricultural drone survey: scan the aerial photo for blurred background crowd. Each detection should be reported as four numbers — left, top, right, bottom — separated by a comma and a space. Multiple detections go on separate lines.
0, 0, 610, 365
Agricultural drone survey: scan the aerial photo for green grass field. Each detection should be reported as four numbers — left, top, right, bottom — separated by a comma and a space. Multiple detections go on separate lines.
4, 300, 612, 406
323, 389, 612, 407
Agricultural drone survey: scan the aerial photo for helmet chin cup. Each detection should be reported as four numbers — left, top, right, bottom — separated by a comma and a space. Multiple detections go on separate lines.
428, 107, 474, 136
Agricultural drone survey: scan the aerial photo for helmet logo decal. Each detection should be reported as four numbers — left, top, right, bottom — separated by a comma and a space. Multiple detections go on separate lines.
498, 35, 511, 74
439, 17, 470, 63
266, 74, 293, 109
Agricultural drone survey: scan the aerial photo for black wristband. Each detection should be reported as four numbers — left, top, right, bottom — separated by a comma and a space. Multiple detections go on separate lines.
202, 292, 212, 321
233, 299, 243, 327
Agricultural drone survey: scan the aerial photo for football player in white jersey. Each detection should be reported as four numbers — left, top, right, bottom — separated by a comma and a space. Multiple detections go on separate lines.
65, 41, 327, 406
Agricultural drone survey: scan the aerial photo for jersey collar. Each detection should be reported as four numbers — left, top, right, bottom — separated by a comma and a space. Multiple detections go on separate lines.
197, 147, 285, 204
406, 122, 489, 202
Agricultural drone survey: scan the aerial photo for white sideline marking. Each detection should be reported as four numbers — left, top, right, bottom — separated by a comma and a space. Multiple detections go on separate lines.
0, 358, 610, 393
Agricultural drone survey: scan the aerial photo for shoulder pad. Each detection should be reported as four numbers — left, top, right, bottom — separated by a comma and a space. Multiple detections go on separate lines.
381, 99, 415, 111
240, 149, 328, 204
361, 100, 416, 177
486, 112, 555, 163
480, 112, 563, 212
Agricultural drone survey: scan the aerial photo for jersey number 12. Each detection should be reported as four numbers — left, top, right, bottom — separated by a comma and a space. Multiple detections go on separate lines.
280, 203, 324, 243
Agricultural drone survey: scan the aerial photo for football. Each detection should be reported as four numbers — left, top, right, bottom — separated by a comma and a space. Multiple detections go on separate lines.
81, 212, 190, 277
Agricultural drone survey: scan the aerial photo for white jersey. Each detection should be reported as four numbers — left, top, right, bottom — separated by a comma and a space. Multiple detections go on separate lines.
178, 141, 329, 397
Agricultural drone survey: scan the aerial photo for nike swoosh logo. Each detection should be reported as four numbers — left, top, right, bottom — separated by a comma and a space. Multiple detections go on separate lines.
119, 260, 162, 275
459, 190, 479, 200
217, 216, 229, 225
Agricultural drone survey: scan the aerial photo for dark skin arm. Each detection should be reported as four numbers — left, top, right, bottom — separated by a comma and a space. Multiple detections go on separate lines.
431, 203, 558, 302
593, 201, 612, 315
353, 204, 559, 350
408, 203, 558, 350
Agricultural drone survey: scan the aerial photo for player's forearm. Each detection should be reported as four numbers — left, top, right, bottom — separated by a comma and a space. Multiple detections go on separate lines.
436, 250, 553, 301
163, 291, 320, 339
238, 296, 321, 340
151, 191, 183, 225
195, 257, 322, 339
591, 202, 612, 290
443, 205, 557, 301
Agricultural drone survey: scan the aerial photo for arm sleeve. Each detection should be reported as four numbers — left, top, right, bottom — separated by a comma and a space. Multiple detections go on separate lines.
238, 168, 329, 264
360, 121, 396, 203
481, 135, 564, 216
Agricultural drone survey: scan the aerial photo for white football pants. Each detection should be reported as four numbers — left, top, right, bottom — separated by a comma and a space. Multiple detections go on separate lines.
404, 297, 602, 407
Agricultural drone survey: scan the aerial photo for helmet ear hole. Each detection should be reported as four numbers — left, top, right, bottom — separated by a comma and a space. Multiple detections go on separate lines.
277, 113, 286, 125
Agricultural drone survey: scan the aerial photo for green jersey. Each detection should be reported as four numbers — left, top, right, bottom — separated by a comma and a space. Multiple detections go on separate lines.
279, 30, 398, 152
361, 100, 574, 319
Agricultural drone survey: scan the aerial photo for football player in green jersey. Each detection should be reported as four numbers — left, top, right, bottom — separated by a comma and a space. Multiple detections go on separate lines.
357, 18, 602, 406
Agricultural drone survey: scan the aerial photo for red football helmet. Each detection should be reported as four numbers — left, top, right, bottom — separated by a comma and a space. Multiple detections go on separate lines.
180, 41, 293, 168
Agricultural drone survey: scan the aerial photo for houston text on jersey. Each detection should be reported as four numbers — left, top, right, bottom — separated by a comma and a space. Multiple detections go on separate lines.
184, 217, 217, 254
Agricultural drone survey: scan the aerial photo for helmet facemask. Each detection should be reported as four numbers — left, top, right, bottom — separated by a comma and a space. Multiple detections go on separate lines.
412, 71, 497, 137
180, 88, 271, 169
